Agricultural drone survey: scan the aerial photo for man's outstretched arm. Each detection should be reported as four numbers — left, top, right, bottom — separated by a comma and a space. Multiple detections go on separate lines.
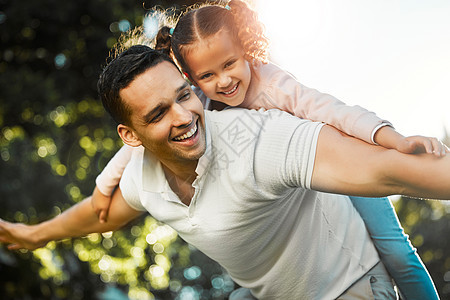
0, 187, 143, 250
311, 125, 450, 199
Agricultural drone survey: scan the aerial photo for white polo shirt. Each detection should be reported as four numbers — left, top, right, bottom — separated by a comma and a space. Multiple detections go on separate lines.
120, 108, 379, 299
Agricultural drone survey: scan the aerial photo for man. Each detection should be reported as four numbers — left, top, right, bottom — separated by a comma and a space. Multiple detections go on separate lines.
1, 46, 450, 299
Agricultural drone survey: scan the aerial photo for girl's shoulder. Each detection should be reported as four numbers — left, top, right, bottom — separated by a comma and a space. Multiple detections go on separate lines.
253, 61, 297, 84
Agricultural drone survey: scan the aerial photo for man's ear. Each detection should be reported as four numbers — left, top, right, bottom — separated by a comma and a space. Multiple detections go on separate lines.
117, 124, 142, 147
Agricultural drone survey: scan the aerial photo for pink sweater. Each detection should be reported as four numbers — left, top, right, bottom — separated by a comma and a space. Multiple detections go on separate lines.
240, 62, 390, 144
96, 62, 390, 196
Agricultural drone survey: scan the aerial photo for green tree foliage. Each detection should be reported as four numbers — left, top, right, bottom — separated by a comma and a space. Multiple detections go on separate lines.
393, 197, 450, 298
0, 0, 449, 299
0, 1, 231, 299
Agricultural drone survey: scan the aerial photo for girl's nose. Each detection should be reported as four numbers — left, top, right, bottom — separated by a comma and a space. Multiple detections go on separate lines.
217, 73, 232, 88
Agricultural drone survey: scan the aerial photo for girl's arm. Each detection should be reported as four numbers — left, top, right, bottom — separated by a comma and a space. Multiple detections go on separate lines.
373, 125, 449, 156
250, 63, 447, 155
93, 144, 134, 222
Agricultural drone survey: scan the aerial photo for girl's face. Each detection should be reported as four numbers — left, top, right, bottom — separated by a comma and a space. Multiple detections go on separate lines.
183, 29, 252, 106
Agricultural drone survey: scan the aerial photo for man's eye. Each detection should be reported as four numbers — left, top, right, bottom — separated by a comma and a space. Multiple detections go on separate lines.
179, 91, 191, 102
150, 113, 163, 123
149, 110, 166, 123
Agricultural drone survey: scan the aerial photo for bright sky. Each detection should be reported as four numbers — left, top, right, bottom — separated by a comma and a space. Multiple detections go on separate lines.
256, 0, 450, 139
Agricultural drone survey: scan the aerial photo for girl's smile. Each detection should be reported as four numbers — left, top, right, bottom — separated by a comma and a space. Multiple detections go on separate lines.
184, 29, 252, 107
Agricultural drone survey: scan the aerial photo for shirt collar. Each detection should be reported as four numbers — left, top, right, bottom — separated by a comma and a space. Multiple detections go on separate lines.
141, 149, 169, 193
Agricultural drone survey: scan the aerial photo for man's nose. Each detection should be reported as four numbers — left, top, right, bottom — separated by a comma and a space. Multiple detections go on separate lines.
172, 103, 192, 127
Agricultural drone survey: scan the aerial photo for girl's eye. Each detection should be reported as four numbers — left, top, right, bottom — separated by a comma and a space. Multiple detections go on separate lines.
225, 60, 236, 68
200, 73, 213, 80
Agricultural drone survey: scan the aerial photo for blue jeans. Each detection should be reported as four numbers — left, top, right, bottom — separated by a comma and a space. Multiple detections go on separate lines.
350, 196, 439, 300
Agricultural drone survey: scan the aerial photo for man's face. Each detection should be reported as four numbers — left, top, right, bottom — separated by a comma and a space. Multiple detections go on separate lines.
119, 62, 206, 165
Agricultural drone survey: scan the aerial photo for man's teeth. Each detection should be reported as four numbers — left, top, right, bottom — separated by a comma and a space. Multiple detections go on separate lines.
222, 84, 238, 95
174, 124, 197, 141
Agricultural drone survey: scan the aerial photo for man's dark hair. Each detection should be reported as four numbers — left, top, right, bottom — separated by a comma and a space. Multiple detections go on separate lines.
97, 45, 179, 125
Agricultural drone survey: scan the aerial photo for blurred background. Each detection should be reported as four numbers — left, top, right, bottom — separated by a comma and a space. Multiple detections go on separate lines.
0, 0, 449, 299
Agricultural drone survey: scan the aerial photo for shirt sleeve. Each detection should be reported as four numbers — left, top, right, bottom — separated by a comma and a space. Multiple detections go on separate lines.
261, 65, 392, 144
252, 109, 324, 191
95, 144, 134, 196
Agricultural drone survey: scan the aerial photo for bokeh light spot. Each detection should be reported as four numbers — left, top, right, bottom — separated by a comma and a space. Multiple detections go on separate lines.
143, 15, 158, 39
146, 233, 157, 245
69, 186, 81, 199
102, 231, 113, 238
118, 19, 131, 32
0, 11, 6, 24
149, 265, 164, 278
54, 53, 67, 69
130, 246, 144, 258
55, 164, 66, 176
153, 243, 164, 254
211, 276, 224, 289
184, 266, 201, 281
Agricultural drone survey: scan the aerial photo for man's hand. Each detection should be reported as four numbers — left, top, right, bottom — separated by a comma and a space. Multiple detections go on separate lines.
0, 219, 46, 250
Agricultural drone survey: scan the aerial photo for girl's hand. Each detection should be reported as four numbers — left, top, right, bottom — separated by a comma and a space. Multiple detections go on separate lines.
0, 219, 47, 250
396, 136, 449, 157
91, 187, 112, 224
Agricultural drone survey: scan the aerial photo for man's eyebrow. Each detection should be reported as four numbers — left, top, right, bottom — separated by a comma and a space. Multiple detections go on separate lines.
142, 82, 189, 122
177, 81, 189, 93
143, 103, 162, 122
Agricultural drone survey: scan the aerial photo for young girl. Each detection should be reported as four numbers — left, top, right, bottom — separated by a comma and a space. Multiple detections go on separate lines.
93, 1, 447, 298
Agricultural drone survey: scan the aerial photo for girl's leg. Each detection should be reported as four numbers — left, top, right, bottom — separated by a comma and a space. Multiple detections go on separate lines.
349, 196, 439, 300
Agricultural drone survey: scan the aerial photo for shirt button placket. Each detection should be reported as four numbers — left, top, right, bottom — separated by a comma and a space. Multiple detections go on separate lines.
188, 187, 200, 226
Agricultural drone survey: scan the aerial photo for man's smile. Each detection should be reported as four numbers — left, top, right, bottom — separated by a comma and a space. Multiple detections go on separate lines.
173, 120, 198, 141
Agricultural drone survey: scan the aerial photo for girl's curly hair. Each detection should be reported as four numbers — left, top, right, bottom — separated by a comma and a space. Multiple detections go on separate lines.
155, 0, 269, 76
227, 0, 269, 63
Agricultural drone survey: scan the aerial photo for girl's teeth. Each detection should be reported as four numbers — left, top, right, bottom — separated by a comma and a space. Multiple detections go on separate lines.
174, 124, 197, 141
223, 84, 238, 95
